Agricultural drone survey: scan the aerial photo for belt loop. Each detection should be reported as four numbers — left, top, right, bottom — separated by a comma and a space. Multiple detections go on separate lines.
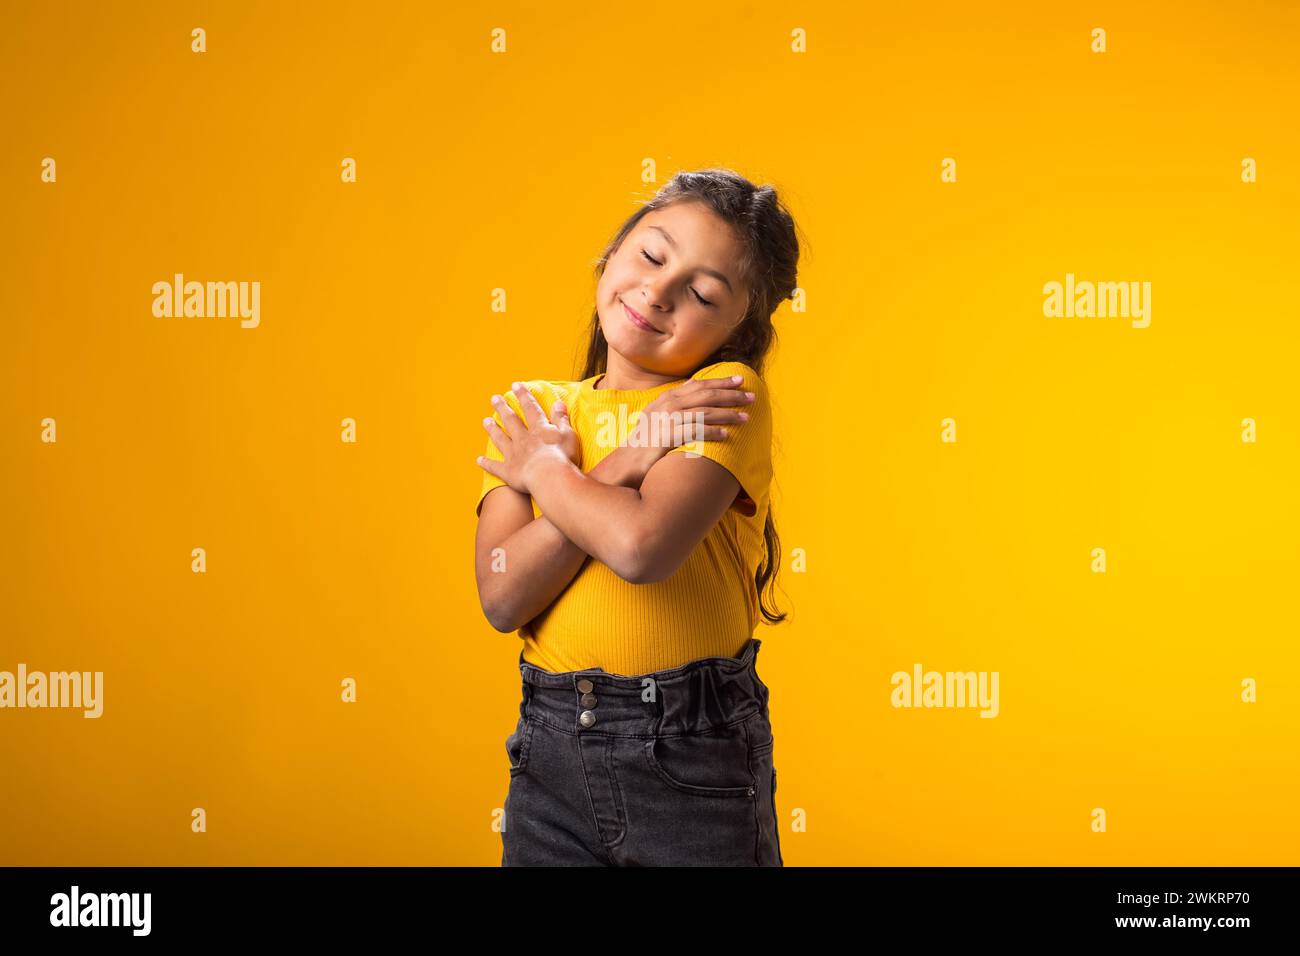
747, 639, 768, 706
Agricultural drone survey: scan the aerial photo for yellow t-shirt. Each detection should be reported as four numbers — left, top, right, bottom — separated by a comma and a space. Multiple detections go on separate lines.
475, 360, 774, 676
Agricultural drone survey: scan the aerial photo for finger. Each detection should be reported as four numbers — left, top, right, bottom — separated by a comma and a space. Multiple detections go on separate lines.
663, 376, 740, 404
679, 422, 730, 443
675, 386, 757, 409
482, 415, 510, 452
553, 400, 573, 432
511, 382, 548, 429
697, 406, 751, 423
475, 454, 504, 480
490, 393, 525, 437
679, 374, 744, 388
686, 374, 746, 392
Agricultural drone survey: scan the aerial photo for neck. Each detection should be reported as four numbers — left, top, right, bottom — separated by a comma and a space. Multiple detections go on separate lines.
597, 352, 682, 391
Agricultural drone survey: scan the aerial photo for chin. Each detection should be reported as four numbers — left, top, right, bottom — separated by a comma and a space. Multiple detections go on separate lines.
606, 332, 647, 361
599, 311, 640, 354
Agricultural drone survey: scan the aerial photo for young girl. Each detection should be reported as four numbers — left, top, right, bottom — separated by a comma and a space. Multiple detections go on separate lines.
474, 168, 800, 866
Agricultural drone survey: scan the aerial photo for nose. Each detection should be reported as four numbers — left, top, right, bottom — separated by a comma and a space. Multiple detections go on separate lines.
638, 278, 672, 313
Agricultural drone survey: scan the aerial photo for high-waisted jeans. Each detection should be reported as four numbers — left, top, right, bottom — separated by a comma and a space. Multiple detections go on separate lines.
500, 637, 783, 866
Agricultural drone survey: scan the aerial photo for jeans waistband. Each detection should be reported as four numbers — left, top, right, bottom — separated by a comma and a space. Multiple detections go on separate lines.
517, 638, 769, 737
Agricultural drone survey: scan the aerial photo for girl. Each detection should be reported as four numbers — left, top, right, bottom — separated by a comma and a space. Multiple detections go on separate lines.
474, 168, 800, 866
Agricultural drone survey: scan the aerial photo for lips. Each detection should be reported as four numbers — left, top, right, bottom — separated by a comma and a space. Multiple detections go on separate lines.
621, 300, 662, 334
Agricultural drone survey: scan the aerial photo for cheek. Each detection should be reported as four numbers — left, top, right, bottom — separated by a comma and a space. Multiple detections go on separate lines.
600, 274, 626, 309
670, 315, 707, 342
603, 261, 635, 290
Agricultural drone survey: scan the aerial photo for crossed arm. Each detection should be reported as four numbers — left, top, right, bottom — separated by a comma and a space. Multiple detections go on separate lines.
474, 443, 741, 634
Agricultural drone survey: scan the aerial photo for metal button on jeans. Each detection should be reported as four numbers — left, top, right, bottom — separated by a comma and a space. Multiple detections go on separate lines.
579, 710, 596, 728
577, 678, 594, 694
580, 693, 597, 708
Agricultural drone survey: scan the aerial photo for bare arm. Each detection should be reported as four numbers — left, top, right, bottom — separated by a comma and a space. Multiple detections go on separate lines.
475, 372, 756, 625
523, 450, 741, 585
474, 446, 652, 633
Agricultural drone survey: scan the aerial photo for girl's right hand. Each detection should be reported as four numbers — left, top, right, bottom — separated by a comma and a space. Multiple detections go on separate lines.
618, 374, 756, 485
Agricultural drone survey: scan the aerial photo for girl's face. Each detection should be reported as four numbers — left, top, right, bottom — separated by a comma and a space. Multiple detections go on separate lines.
596, 200, 750, 380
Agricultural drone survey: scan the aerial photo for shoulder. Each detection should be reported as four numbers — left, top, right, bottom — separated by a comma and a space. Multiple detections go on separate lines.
495, 379, 580, 414
532, 379, 581, 404
690, 361, 770, 409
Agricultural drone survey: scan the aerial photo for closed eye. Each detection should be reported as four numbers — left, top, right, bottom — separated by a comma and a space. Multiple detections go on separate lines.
640, 249, 714, 306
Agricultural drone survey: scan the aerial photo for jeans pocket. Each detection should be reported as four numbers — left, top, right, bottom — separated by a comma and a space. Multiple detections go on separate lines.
505, 717, 536, 777
746, 709, 774, 758
643, 727, 756, 798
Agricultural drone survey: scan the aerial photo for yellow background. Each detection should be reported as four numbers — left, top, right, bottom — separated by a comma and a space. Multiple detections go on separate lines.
2, 0, 1297, 865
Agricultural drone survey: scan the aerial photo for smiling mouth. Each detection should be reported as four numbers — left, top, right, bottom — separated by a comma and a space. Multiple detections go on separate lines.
621, 300, 663, 334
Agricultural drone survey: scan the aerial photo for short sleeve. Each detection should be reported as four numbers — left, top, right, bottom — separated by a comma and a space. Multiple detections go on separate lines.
474, 381, 562, 518
662, 361, 772, 518
475, 427, 510, 517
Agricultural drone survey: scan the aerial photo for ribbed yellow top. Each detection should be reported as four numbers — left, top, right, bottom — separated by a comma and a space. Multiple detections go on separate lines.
476, 360, 773, 676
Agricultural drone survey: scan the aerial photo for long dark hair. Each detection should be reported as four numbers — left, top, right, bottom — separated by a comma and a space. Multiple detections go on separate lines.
574, 168, 802, 626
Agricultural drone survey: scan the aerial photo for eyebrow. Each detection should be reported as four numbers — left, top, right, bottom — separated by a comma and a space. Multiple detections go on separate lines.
647, 225, 735, 293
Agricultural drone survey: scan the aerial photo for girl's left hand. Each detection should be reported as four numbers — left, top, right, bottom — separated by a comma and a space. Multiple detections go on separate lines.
476, 383, 580, 496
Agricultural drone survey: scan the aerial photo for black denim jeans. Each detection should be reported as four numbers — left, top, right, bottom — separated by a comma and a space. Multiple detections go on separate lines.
501, 637, 783, 866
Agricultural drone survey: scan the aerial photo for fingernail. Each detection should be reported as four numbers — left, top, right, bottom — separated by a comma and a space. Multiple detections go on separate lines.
483, 417, 492, 427
491, 394, 502, 403
744, 391, 755, 400
511, 381, 521, 390
732, 375, 742, 382
738, 412, 749, 421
